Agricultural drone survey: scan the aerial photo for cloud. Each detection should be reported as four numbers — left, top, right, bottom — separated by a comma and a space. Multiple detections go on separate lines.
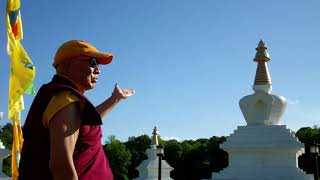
161, 136, 182, 142
286, 98, 300, 105
283, 104, 320, 131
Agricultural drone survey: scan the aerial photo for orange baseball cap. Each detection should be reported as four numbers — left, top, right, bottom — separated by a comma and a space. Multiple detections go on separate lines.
53, 40, 113, 67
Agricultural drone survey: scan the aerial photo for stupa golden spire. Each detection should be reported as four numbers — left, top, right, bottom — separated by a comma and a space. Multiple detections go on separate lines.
253, 40, 271, 85
151, 126, 159, 146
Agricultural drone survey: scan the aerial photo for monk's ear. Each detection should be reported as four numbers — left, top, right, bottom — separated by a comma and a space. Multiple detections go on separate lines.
55, 61, 71, 75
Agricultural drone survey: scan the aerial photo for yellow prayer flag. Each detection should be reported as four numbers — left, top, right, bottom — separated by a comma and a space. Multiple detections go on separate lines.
6, 0, 36, 179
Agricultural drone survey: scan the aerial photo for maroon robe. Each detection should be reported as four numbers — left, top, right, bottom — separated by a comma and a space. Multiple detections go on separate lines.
19, 75, 114, 180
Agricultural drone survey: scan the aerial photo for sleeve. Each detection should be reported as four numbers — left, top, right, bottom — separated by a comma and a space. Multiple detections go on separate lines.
43, 91, 84, 128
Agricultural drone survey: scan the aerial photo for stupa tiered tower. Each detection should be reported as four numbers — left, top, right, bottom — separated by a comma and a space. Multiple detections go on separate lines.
212, 40, 312, 180
134, 127, 173, 180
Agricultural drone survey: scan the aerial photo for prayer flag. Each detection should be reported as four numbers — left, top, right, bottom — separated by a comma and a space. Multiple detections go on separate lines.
6, 0, 36, 179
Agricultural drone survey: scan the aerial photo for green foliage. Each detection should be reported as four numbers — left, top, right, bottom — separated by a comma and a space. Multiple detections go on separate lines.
126, 135, 151, 152
0, 123, 13, 176
121, 135, 228, 179
0, 123, 13, 149
2, 157, 11, 177
296, 126, 320, 175
207, 136, 228, 172
296, 126, 320, 144
166, 137, 227, 180
125, 135, 151, 179
103, 138, 131, 180
107, 135, 116, 143
1, 122, 320, 179
163, 140, 183, 167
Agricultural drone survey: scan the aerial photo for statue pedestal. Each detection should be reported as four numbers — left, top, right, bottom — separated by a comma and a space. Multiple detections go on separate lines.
212, 125, 313, 180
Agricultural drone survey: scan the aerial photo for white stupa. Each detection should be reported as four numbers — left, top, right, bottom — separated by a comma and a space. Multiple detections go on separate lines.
0, 140, 11, 180
212, 40, 313, 180
134, 127, 173, 180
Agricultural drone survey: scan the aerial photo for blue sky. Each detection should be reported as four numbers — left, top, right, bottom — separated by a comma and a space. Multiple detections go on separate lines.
0, 0, 319, 142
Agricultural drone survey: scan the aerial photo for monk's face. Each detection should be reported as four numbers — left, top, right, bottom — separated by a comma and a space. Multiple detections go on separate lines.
68, 57, 100, 92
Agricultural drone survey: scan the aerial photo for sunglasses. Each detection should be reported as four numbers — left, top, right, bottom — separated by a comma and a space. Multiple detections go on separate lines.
72, 56, 100, 67
88, 57, 99, 67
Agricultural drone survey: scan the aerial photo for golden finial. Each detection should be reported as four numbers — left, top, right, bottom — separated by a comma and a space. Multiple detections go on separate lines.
151, 126, 159, 145
253, 40, 272, 85
254, 40, 270, 62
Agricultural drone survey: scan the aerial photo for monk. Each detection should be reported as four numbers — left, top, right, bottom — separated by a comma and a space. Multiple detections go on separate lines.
19, 40, 134, 180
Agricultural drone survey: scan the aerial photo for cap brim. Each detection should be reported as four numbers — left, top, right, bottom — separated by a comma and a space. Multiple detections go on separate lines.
88, 51, 113, 65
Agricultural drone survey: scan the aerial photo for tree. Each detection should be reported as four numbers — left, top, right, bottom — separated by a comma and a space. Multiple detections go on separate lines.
207, 136, 228, 173
162, 140, 183, 179
296, 127, 319, 144
296, 126, 320, 175
103, 139, 131, 180
124, 135, 151, 179
169, 139, 211, 180
163, 140, 182, 167
0, 123, 13, 176
106, 135, 116, 144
